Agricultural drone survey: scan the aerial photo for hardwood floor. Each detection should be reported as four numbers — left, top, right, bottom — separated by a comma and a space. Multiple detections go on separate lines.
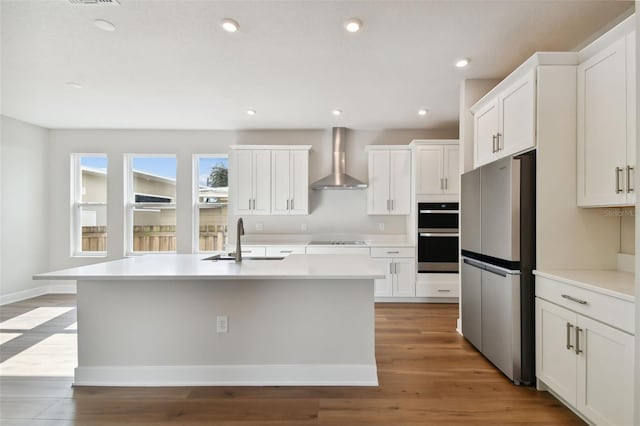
0, 295, 584, 425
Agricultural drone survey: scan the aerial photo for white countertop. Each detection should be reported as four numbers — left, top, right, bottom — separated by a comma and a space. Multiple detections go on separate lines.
35, 254, 386, 281
534, 269, 635, 302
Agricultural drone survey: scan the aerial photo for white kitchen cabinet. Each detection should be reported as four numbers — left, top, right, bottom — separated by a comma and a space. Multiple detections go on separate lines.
471, 69, 537, 169
536, 276, 635, 426
305, 246, 370, 255
577, 31, 636, 207
265, 246, 306, 257
371, 248, 415, 298
232, 150, 271, 215
366, 147, 411, 215
416, 273, 459, 299
271, 149, 309, 215
414, 142, 460, 196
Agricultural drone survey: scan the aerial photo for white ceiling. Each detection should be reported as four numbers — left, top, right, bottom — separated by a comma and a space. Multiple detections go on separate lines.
0, 0, 633, 130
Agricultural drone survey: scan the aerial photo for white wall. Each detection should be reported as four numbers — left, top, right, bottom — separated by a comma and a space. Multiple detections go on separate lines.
47, 127, 457, 272
0, 116, 50, 300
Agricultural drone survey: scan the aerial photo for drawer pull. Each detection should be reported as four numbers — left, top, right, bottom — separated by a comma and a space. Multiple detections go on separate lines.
280, 250, 293, 253
566, 323, 574, 350
561, 294, 588, 305
387, 251, 400, 254
437, 289, 451, 293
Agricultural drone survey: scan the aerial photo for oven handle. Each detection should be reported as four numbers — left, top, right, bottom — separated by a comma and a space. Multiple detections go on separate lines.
419, 233, 459, 237
419, 210, 459, 214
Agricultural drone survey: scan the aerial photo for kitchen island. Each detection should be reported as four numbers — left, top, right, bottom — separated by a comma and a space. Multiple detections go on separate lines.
35, 254, 385, 387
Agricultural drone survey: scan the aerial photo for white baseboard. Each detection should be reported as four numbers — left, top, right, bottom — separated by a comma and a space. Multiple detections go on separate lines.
456, 318, 462, 335
0, 285, 49, 306
74, 364, 379, 387
375, 297, 458, 303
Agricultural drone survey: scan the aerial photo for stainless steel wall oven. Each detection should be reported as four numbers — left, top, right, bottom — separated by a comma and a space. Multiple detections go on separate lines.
417, 202, 459, 273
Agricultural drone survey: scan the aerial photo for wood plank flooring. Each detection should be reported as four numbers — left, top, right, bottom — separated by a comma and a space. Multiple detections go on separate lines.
0, 295, 584, 425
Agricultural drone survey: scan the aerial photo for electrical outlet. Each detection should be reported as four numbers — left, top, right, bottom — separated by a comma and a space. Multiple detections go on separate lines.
378, 223, 385, 231
216, 315, 228, 333
255, 223, 263, 231
301, 223, 307, 232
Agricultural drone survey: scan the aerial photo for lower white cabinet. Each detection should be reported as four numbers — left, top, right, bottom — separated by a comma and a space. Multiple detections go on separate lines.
536, 295, 634, 425
265, 246, 306, 257
370, 249, 415, 298
416, 273, 459, 298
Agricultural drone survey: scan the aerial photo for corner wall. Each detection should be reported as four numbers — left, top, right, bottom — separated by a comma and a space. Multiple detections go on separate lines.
0, 116, 50, 302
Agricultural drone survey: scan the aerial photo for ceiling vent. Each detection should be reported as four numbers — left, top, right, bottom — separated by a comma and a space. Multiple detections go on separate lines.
68, 0, 120, 5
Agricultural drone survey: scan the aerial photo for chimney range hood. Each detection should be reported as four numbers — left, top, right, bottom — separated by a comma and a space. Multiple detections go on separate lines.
311, 127, 367, 190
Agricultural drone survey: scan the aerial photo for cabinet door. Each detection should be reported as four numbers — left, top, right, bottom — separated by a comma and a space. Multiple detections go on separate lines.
368, 150, 391, 215
389, 150, 411, 215
415, 145, 444, 195
499, 70, 536, 157
371, 258, 393, 297
392, 258, 415, 297
626, 31, 636, 204
474, 99, 499, 168
577, 36, 627, 206
443, 145, 460, 195
289, 150, 309, 215
271, 150, 291, 215
535, 298, 577, 407
234, 150, 254, 214
576, 315, 634, 426
252, 150, 271, 214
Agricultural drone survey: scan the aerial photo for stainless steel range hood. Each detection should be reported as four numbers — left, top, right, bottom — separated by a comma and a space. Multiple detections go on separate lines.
311, 127, 367, 190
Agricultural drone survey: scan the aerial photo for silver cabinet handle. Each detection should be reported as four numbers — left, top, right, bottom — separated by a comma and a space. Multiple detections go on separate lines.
387, 251, 400, 254
389, 263, 393, 274
420, 233, 459, 237
575, 327, 583, 355
249, 199, 252, 209
444, 178, 448, 190
291, 199, 294, 210
280, 250, 293, 254
627, 165, 634, 193
286, 199, 290, 210
492, 134, 497, 153
253, 199, 256, 210
496, 132, 502, 151
616, 167, 624, 193
561, 294, 588, 305
437, 289, 451, 293
566, 323, 574, 350
386, 200, 390, 211
391, 200, 394, 210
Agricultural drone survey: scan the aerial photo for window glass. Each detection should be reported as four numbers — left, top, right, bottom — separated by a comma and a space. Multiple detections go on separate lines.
73, 155, 107, 255
196, 156, 228, 252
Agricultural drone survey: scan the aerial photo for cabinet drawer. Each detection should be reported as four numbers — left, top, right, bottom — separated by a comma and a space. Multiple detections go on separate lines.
236, 246, 267, 257
536, 276, 634, 334
416, 273, 459, 298
265, 246, 306, 257
370, 247, 414, 258
305, 246, 371, 255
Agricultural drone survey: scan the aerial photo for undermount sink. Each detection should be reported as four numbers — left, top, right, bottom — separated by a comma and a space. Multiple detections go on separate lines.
202, 254, 285, 261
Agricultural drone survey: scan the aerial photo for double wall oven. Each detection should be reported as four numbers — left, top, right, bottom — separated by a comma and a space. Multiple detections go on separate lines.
417, 202, 459, 273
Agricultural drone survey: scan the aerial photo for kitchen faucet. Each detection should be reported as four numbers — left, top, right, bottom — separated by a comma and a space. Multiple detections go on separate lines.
235, 217, 244, 263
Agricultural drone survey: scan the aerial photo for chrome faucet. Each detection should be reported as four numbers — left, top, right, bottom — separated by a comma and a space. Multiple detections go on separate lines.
235, 218, 245, 263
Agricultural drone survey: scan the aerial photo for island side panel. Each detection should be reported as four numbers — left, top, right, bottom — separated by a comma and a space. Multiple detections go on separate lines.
75, 278, 377, 386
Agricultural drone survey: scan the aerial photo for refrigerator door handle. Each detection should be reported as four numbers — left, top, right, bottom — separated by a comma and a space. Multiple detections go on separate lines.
463, 257, 485, 270
483, 264, 508, 277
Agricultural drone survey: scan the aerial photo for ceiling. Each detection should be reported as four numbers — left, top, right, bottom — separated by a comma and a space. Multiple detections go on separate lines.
0, 0, 633, 130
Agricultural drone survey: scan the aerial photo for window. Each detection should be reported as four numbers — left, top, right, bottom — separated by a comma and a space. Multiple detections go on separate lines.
194, 155, 228, 252
126, 155, 177, 254
71, 154, 107, 256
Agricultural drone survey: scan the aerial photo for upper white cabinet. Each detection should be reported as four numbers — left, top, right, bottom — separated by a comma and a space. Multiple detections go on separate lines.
366, 146, 411, 215
232, 149, 271, 215
271, 149, 309, 215
577, 31, 636, 207
230, 146, 311, 215
472, 70, 536, 168
413, 141, 460, 197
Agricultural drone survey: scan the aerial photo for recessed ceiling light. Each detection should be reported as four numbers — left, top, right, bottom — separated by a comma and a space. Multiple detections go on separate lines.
65, 82, 83, 89
344, 18, 362, 33
94, 19, 116, 32
418, 109, 429, 116
221, 18, 239, 33
246, 109, 256, 116
332, 109, 342, 116
455, 58, 470, 68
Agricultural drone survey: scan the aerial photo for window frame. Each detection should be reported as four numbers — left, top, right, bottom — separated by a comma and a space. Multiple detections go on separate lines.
193, 154, 229, 253
70, 153, 108, 257
125, 154, 177, 256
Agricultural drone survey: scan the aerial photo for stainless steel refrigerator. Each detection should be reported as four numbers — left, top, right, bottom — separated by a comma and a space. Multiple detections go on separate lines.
460, 151, 535, 385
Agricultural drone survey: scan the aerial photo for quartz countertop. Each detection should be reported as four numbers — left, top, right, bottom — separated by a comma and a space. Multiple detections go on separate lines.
533, 269, 635, 302
34, 254, 386, 281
